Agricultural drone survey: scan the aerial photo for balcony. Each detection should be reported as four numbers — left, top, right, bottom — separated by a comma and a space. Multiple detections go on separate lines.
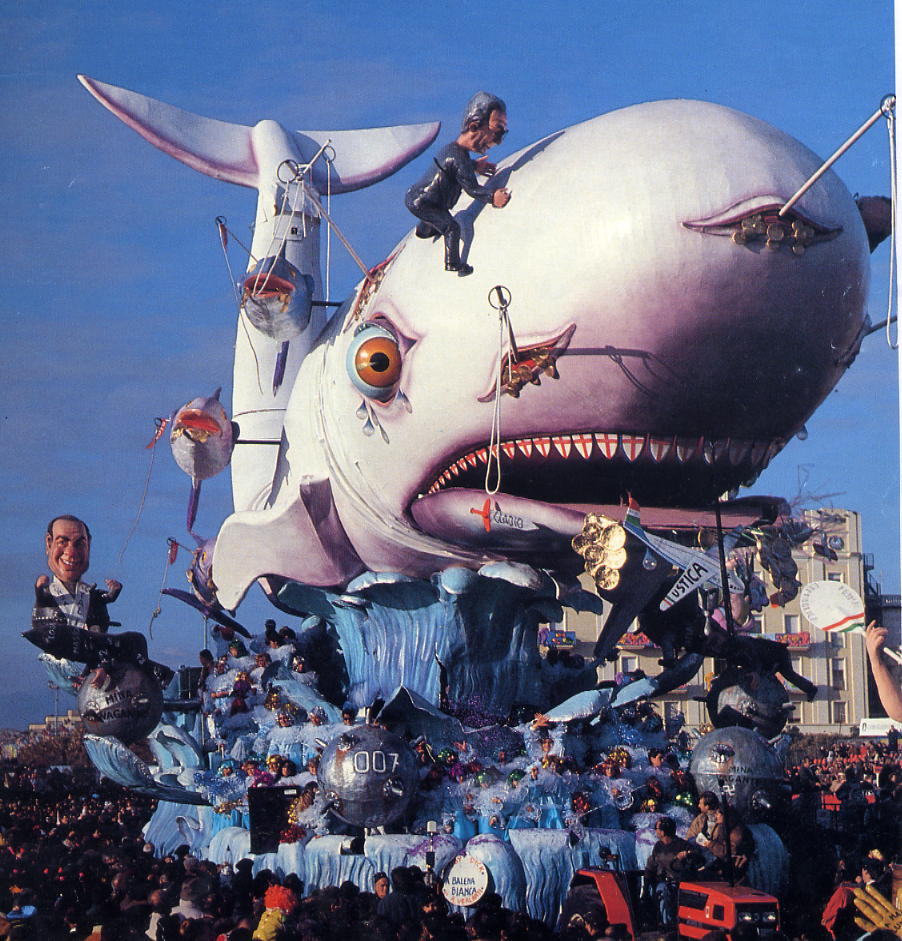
543, 629, 575, 649
762, 631, 812, 650
617, 631, 659, 650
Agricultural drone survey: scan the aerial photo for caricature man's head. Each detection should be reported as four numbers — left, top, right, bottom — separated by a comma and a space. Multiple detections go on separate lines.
461, 92, 508, 154
45, 516, 91, 589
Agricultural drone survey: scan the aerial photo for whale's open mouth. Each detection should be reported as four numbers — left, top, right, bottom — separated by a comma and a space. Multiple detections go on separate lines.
243, 273, 296, 298
410, 430, 785, 551
423, 431, 781, 499
172, 409, 223, 443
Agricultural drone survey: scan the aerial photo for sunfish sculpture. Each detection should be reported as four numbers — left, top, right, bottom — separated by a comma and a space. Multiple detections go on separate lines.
169, 388, 236, 531
80, 79, 872, 611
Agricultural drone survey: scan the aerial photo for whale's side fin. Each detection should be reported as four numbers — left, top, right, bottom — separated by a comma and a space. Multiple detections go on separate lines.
212, 479, 365, 608
78, 75, 259, 187
78, 75, 440, 194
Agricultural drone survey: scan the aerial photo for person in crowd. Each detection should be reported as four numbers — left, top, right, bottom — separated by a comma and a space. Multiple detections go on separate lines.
373, 871, 390, 901
686, 791, 719, 849
707, 806, 756, 884
252, 884, 297, 940
644, 816, 703, 928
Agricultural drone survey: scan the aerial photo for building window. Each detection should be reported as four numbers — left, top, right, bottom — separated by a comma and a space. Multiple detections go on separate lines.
749, 616, 763, 634
831, 659, 846, 690
620, 656, 637, 675
664, 702, 682, 722
784, 614, 799, 634
832, 700, 847, 724
827, 572, 843, 583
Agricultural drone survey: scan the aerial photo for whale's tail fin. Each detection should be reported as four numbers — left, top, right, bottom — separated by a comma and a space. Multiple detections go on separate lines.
78, 75, 439, 193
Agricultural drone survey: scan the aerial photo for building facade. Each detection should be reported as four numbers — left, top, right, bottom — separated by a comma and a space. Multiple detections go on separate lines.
559, 507, 873, 735
25, 708, 82, 736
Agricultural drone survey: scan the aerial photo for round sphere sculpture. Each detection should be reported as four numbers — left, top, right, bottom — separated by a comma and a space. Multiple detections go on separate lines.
77, 664, 163, 744
690, 726, 787, 819
317, 724, 419, 827
709, 670, 792, 739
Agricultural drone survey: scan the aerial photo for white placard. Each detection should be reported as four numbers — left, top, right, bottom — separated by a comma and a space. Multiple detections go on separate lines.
799, 580, 865, 633
800, 580, 902, 663
442, 854, 489, 907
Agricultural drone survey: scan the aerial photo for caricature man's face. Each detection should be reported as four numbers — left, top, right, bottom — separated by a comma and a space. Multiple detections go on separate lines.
46, 519, 90, 586
473, 109, 508, 153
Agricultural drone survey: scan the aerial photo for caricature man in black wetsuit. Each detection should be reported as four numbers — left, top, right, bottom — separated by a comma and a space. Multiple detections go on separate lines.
405, 91, 511, 276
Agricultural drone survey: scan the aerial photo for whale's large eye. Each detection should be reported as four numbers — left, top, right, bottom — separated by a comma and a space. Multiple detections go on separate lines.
347, 325, 403, 400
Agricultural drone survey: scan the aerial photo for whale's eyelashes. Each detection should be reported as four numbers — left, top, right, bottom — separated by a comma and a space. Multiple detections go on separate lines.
346, 324, 404, 401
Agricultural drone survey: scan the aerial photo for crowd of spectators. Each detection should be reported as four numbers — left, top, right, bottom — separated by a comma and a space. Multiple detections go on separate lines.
0, 765, 560, 940
1, 741, 900, 941
787, 740, 902, 854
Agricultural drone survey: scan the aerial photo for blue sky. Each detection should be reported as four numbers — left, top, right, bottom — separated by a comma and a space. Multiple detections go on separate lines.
1, 1, 897, 729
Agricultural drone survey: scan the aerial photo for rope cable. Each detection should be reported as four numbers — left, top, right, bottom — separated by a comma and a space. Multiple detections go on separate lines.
484, 286, 515, 494
238, 309, 264, 396
300, 184, 373, 280
215, 217, 263, 394
116, 420, 161, 567
215, 217, 243, 307
485, 310, 505, 495
146, 538, 175, 638
325, 151, 333, 303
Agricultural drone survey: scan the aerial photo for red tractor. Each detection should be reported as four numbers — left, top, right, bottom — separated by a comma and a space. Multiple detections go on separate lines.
677, 882, 781, 940
561, 870, 780, 941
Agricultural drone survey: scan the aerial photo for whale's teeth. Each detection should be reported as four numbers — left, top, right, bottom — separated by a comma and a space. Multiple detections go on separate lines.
621, 434, 645, 461
703, 437, 730, 465
552, 435, 572, 458
648, 436, 673, 462
572, 433, 593, 459
422, 433, 771, 497
675, 436, 702, 462
595, 433, 619, 459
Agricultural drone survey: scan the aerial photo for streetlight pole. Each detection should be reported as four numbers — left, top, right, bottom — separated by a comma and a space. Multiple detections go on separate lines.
47, 681, 60, 733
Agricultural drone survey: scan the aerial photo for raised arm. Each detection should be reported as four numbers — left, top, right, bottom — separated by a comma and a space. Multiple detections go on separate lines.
865, 622, 902, 722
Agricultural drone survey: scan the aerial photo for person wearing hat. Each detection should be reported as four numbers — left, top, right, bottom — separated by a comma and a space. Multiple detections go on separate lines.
405, 92, 511, 276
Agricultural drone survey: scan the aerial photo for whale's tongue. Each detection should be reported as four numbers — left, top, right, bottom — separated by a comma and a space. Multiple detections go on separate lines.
411, 489, 786, 551
410, 489, 615, 552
